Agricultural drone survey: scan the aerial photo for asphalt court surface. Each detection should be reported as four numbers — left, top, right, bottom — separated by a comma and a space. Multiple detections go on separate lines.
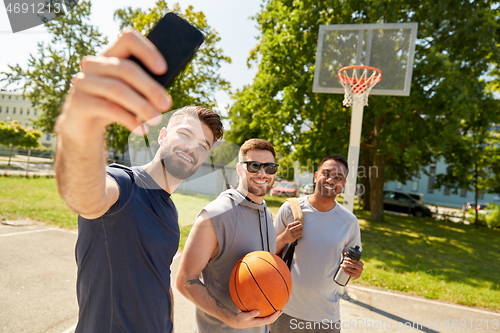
0, 222, 78, 333
340, 285, 500, 332
1, 221, 499, 333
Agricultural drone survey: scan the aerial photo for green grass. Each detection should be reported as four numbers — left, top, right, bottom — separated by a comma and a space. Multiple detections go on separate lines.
263, 195, 288, 217
2, 177, 499, 310
0, 176, 77, 228
171, 191, 217, 249
355, 210, 500, 310
0, 177, 219, 235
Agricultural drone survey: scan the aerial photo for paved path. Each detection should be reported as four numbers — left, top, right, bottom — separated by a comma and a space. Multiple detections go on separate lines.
339, 285, 500, 332
171, 255, 500, 333
0, 221, 78, 333
1, 221, 499, 333
0, 155, 55, 177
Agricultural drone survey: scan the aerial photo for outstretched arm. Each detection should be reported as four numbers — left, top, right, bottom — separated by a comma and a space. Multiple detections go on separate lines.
55, 28, 172, 218
176, 212, 281, 329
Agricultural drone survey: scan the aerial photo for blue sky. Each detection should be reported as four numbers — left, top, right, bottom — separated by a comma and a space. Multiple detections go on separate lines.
0, 0, 264, 113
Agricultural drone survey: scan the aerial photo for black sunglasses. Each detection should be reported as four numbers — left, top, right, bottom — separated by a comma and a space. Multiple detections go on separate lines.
239, 161, 279, 175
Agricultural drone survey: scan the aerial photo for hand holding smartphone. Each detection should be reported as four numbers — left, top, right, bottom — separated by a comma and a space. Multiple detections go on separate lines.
130, 12, 205, 89
57, 12, 202, 140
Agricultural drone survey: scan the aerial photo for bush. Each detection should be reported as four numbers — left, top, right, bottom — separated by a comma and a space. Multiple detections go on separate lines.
485, 204, 500, 229
466, 204, 500, 229
465, 208, 487, 226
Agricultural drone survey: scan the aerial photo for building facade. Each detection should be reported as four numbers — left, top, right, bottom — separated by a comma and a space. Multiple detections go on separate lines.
0, 90, 55, 150
384, 157, 500, 208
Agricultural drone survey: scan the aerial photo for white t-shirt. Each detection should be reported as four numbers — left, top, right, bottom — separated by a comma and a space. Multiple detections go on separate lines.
274, 196, 361, 322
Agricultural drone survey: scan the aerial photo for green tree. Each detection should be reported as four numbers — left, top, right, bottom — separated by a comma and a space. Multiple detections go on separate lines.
209, 141, 239, 166
106, 123, 131, 165
0, 120, 42, 167
224, 88, 268, 146
483, 69, 500, 196
112, 1, 232, 164
229, 0, 500, 222
0, 1, 108, 133
276, 155, 295, 181
114, 0, 232, 110
436, 118, 500, 228
484, 130, 500, 195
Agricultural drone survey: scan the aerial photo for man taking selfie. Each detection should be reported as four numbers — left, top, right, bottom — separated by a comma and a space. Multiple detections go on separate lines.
55, 28, 223, 333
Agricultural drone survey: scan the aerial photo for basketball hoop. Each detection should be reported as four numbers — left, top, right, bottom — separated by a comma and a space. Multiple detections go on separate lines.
312, 23, 417, 213
337, 65, 382, 107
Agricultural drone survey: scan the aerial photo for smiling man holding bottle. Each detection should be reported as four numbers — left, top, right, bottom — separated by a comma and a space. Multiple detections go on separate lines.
272, 154, 364, 333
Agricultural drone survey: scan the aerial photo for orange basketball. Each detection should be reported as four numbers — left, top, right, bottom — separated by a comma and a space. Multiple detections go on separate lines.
229, 251, 292, 317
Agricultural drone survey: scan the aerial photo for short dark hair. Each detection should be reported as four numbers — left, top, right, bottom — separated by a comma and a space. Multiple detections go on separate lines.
239, 139, 276, 161
168, 106, 224, 142
319, 154, 349, 175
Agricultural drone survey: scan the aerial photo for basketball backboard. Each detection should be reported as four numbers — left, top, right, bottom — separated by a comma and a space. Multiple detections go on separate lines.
313, 22, 418, 96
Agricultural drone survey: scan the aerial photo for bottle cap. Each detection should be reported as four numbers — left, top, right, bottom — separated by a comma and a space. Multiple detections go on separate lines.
347, 245, 362, 260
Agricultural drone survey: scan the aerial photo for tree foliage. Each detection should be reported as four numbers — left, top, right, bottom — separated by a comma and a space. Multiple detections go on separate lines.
485, 130, 500, 195
106, 123, 131, 164
111, 1, 232, 164
0, 120, 42, 148
436, 122, 500, 228
114, 0, 232, 110
0, 1, 108, 133
229, 0, 500, 222
0, 120, 42, 166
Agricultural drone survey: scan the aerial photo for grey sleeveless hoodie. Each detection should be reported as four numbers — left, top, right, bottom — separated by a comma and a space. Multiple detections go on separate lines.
194, 189, 276, 333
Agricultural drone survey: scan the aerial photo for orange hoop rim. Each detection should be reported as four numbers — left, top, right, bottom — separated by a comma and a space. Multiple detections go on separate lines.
337, 65, 382, 85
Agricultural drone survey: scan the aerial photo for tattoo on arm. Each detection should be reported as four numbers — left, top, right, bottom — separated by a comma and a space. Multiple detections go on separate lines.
185, 279, 228, 310
185, 279, 204, 287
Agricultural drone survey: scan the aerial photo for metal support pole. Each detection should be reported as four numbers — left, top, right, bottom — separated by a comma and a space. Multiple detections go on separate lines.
26, 148, 31, 177
343, 95, 365, 212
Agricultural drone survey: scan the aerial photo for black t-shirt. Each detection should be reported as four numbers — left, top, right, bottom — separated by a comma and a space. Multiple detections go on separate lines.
75, 164, 179, 333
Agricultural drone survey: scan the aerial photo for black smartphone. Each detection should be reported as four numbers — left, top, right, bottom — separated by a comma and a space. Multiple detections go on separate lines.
131, 12, 204, 88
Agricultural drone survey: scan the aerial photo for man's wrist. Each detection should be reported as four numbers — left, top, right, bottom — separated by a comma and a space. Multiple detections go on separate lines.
222, 309, 241, 329
56, 105, 109, 139
277, 231, 290, 243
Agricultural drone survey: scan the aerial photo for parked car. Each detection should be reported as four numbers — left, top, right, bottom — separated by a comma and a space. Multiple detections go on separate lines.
408, 193, 424, 205
462, 202, 487, 211
303, 183, 315, 195
463, 202, 492, 215
383, 190, 432, 217
271, 181, 297, 197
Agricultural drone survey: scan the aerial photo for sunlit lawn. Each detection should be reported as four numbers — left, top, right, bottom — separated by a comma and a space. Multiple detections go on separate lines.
0, 176, 77, 228
1, 176, 499, 310
356, 210, 500, 310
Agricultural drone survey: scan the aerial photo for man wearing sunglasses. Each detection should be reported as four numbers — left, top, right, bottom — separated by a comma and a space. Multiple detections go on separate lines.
271, 154, 364, 333
176, 139, 282, 333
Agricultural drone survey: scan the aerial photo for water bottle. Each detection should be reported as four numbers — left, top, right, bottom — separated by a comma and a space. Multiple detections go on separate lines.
334, 245, 362, 286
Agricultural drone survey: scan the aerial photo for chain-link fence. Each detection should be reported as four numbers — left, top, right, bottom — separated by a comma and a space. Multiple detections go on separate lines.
0, 145, 133, 177
0, 145, 238, 196
0, 145, 54, 177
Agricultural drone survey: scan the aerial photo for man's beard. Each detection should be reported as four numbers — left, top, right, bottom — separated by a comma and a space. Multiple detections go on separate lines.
246, 177, 273, 197
160, 147, 199, 180
317, 182, 342, 198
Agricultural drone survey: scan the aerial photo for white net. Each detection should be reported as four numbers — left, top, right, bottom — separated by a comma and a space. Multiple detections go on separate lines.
338, 66, 382, 107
